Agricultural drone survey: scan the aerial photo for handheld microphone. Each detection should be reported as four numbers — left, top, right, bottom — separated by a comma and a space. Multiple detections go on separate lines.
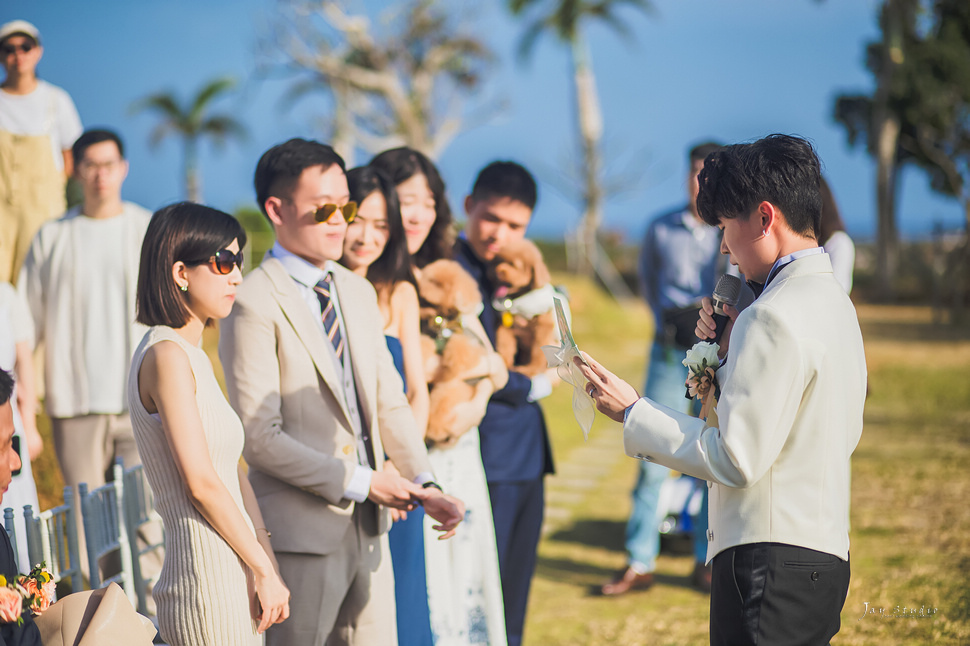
711, 274, 742, 343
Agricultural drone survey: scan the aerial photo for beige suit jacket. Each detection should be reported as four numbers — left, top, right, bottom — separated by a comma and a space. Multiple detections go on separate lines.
624, 253, 867, 563
219, 257, 431, 555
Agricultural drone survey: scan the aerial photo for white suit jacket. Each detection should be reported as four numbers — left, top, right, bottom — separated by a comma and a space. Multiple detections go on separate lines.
219, 257, 431, 555
624, 253, 866, 562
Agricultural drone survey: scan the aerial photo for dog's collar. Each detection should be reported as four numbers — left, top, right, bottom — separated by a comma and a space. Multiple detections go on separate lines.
492, 283, 556, 320
423, 306, 485, 353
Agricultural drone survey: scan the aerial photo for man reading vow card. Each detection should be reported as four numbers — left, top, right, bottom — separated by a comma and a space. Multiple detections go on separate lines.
576, 134, 866, 646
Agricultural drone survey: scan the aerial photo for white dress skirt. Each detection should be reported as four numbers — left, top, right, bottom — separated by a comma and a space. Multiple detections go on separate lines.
0, 283, 40, 574
423, 428, 507, 646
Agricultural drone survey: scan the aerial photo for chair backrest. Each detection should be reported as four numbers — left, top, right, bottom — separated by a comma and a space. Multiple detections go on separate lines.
3, 507, 18, 567
78, 463, 136, 606
122, 463, 165, 616
22, 486, 83, 594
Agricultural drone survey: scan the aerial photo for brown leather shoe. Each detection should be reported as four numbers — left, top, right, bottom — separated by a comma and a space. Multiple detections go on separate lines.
600, 567, 654, 596
691, 562, 712, 593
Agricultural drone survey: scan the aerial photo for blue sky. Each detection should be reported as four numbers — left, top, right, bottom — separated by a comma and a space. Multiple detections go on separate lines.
4, 0, 964, 241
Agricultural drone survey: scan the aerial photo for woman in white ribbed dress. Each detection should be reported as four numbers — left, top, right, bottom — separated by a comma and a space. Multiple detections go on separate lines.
128, 202, 290, 645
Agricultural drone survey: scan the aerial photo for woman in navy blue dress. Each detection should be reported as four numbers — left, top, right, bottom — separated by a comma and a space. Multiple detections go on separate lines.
339, 166, 434, 645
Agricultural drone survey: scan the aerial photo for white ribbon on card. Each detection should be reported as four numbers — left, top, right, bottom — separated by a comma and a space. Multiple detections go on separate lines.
541, 297, 595, 440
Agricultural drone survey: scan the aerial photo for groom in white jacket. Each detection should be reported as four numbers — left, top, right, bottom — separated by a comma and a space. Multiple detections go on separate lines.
577, 134, 866, 646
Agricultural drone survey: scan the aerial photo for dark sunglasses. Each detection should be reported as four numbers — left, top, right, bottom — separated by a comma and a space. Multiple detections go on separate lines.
314, 202, 358, 224
1, 42, 34, 56
188, 249, 244, 275
11, 436, 21, 477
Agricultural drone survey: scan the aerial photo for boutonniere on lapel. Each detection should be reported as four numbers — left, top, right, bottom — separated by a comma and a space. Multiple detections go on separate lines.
683, 341, 720, 421
0, 563, 55, 625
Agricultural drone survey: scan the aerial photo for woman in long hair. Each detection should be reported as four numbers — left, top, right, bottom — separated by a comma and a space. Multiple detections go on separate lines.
339, 165, 434, 645
371, 147, 508, 646
129, 202, 290, 645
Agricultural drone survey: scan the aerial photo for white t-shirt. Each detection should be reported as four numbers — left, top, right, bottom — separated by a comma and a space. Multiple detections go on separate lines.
75, 214, 130, 413
0, 80, 82, 172
0, 283, 40, 574
823, 230, 855, 295
0, 282, 33, 369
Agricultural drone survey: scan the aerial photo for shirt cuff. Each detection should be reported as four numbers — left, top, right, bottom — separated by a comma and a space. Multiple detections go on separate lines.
412, 471, 434, 486
527, 373, 553, 402
623, 399, 642, 424
344, 465, 373, 503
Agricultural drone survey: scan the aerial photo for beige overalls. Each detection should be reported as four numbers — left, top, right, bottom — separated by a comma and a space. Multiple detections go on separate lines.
0, 91, 67, 284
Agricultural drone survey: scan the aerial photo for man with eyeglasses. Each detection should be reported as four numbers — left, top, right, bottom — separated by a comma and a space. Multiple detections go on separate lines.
0, 20, 82, 284
18, 129, 157, 588
220, 138, 465, 645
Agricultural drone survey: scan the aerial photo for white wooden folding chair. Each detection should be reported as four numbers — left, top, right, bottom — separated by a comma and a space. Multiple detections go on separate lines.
23, 485, 84, 594
3, 507, 18, 567
78, 462, 136, 605
123, 463, 165, 616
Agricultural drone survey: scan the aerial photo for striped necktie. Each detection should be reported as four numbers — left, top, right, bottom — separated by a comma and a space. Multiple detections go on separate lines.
314, 274, 344, 366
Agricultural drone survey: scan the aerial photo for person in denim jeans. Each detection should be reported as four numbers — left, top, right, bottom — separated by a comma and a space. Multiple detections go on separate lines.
600, 141, 729, 596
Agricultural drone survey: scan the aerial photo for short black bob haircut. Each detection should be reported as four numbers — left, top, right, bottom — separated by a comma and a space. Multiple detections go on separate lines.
72, 129, 125, 166
0, 369, 13, 408
369, 147, 453, 269
136, 202, 247, 328
342, 165, 416, 293
470, 161, 538, 211
254, 138, 346, 219
696, 134, 821, 240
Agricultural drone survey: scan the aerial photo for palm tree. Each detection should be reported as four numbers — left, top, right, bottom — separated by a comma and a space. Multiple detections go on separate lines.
509, 0, 651, 276
132, 77, 246, 203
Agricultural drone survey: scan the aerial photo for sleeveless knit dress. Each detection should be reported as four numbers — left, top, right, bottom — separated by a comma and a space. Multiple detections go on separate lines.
128, 326, 259, 646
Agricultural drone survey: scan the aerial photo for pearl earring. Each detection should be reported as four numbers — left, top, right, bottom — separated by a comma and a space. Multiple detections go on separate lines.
180, 284, 188, 292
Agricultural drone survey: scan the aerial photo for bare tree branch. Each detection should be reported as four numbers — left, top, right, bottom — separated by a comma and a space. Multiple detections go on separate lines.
260, 0, 494, 159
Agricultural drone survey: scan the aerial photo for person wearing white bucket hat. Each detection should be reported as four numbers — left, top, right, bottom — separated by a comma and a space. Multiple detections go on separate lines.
0, 19, 82, 284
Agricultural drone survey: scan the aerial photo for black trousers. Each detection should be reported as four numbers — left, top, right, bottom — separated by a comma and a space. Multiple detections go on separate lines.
488, 478, 544, 646
710, 542, 850, 646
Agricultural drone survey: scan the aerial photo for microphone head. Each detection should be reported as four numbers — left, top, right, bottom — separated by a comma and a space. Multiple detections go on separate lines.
713, 274, 742, 307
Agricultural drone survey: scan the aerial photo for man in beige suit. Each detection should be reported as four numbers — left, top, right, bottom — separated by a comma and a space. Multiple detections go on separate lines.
219, 139, 463, 646
577, 135, 866, 646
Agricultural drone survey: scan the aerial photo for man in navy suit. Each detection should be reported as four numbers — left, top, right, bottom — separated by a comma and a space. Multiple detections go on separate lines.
454, 161, 555, 646
0, 369, 40, 646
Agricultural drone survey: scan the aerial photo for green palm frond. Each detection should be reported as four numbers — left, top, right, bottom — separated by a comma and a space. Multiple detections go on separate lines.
509, 0, 653, 56
199, 115, 247, 149
517, 18, 550, 62
509, 0, 536, 15
131, 93, 184, 121
147, 122, 175, 149
189, 77, 237, 122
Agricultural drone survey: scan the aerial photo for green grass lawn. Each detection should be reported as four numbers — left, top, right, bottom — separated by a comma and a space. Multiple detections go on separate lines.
26, 276, 970, 644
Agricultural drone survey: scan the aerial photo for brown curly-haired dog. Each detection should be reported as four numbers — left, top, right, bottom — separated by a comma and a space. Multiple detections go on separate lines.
416, 259, 491, 446
489, 239, 556, 377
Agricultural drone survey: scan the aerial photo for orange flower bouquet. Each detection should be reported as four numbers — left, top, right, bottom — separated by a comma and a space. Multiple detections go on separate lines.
0, 562, 55, 625
19, 563, 55, 614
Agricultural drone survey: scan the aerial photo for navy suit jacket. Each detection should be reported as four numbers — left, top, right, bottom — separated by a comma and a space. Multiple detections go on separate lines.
0, 530, 40, 646
455, 239, 555, 482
